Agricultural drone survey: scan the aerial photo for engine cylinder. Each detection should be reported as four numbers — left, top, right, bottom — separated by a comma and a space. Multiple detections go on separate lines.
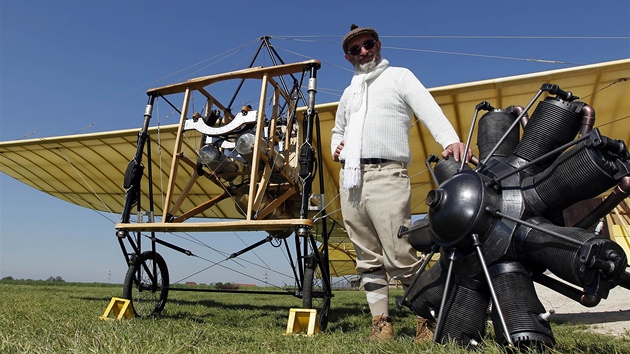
435, 274, 490, 346
521, 139, 620, 216
433, 158, 472, 186
407, 218, 433, 253
407, 258, 447, 320
197, 144, 238, 180
477, 109, 520, 161
513, 218, 627, 290
235, 193, 295, 221
512, 97, 585, 169
235, 132, 268, 164
489, 261, 555, 349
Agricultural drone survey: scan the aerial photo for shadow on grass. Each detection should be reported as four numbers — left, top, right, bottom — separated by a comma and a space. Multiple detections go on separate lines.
71, 295, 118, 302
72, 289, 423, 335
551, 309, 630, 325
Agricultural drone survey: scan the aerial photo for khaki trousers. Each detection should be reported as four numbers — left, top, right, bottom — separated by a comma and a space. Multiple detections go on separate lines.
340, 162, 422, 282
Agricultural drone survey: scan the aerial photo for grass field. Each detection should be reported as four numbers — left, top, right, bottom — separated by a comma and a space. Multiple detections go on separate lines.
1, 280, 629, 353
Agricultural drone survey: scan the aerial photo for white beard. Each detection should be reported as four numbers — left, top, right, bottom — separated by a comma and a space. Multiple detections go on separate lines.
355, 55, 381, 74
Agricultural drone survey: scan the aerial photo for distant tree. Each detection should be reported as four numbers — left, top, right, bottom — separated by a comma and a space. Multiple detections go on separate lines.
215, 282, 238, 290
46, 276, 66, 282
1, 276, 14, 281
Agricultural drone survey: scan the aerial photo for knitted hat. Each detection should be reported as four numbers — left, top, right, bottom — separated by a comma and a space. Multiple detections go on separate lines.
342, 24, 379, 53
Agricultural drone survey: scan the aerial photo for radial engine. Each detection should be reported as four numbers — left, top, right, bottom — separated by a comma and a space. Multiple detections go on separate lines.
400, 84, 630, 350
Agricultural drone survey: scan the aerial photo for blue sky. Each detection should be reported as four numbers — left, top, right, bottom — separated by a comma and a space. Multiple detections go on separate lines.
1, 1, 629, 285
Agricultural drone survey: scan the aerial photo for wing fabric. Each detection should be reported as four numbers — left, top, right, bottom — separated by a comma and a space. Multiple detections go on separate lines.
1, 59, 628, 222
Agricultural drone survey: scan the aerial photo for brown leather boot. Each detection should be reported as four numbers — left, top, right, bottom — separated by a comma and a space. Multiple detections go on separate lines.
415, 317, 436, 343
369, 315, 394, 341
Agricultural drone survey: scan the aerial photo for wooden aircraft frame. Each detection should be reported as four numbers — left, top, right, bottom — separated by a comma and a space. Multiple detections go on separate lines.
116, 61, 320, 231
113, 59, 334, 328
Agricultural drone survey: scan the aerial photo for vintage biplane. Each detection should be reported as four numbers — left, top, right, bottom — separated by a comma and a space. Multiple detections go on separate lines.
1, 35, 629, 331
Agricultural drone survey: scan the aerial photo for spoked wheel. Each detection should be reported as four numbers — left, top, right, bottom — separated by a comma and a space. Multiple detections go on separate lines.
122, 251, 169, 318
302, 252, 332, 331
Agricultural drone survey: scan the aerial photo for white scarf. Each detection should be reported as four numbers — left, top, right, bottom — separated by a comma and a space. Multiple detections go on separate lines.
343, 59, 389, 198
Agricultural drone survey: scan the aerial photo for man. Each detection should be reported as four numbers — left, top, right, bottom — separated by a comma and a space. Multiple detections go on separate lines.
331, 24, 470, 342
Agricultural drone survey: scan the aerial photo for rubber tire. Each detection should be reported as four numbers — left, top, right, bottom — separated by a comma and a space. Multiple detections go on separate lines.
122, 251, 169, 318
302, 253, 331, 331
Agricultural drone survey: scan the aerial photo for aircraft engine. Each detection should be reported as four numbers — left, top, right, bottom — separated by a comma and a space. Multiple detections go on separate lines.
235, 131, 264, 164
192, 107, 300, 230
197, 144, 239, 180
401, 84, 630, 350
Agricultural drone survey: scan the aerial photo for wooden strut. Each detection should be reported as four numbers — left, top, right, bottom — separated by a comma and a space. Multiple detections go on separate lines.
116, 218, 314, 233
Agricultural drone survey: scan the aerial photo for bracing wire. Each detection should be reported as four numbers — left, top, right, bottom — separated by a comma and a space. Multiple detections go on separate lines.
384, 45, 577, 65
18, 39, 261, 140
147, 230, 296, 286
167, 124, 293, 283
54, 147, 117, 219
14, 33, 629, 286
21, 34, 626, 140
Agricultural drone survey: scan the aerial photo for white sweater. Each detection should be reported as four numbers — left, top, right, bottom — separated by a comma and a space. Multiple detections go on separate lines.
331, 66, 460, 164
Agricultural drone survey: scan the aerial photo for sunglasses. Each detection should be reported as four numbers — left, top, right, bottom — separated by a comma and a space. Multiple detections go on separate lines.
346, 39, 378, 56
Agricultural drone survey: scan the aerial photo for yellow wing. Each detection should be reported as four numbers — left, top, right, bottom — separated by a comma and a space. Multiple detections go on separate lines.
311, 58, 630, 225
1, 59, 629, 277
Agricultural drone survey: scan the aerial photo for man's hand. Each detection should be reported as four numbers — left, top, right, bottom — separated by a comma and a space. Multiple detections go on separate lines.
333, 140, 345, 162
441, 142, 472, 163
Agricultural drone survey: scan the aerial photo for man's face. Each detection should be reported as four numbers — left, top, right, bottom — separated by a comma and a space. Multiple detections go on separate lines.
344, 33, 381, 73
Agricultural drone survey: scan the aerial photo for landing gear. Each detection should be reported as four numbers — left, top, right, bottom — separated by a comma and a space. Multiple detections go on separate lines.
122, 251, 169, 318
302, 252, 332, 331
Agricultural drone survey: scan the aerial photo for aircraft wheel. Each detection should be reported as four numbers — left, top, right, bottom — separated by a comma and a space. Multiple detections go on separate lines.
302, 252, 331, 331
122, 251, 169, 318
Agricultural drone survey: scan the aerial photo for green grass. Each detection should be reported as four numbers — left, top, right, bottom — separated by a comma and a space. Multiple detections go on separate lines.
1, 281, 629, 353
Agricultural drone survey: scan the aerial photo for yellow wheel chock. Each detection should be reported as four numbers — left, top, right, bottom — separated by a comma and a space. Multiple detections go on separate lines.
99, 297, 135, 320
285, 308, 320, 336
